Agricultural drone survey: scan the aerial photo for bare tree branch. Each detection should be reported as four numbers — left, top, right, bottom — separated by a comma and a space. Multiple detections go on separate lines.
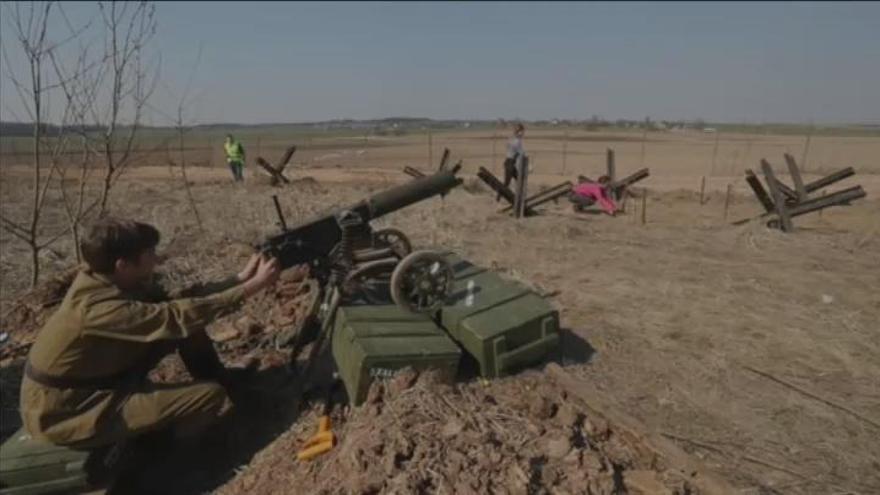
1, 1, 94, 286
0, 214, 33, 241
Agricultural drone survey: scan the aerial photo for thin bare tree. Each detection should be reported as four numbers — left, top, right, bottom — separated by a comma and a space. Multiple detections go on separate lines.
88, 0, 159, 215
0, 1, 88, 286
161, 44, 206, 232
49, 41, 103, 262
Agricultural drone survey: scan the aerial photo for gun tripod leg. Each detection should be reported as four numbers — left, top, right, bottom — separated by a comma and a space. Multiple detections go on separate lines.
299, 286, 343, 381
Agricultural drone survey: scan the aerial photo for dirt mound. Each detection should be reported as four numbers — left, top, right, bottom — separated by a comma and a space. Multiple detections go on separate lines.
220, 368, 714, 495
0, 266, 78, 365
150, 266, 319, 383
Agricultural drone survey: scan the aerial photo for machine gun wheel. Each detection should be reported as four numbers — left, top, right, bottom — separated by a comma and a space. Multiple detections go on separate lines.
390, 250, 453, 314
373, 228, 412, 258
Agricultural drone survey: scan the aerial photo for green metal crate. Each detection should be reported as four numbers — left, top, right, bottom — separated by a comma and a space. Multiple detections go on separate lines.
440, 254, 560, 378
331, 304, 461, 406
0, 428, 123, 495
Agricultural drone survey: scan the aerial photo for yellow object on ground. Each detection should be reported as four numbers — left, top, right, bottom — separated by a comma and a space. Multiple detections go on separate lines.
296, 416, 336, 461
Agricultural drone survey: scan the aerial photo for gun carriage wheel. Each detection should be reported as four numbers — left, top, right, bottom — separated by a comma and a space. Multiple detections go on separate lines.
390, 250, 453, 314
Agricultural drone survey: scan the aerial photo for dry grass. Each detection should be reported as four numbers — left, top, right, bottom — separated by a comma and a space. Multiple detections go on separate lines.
1, 128, 879, 493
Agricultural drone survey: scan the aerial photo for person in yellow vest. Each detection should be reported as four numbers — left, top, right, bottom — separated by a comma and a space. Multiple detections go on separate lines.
19, 217, 281, 450
224, 134, 246, 182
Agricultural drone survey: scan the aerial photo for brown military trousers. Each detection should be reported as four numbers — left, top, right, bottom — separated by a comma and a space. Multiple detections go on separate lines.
21, 332, 233, 449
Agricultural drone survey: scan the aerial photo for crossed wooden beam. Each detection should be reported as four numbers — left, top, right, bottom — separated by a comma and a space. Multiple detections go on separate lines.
475, 147, 652, 218
256, 145, 297, 186
737, 153, 865, 232
476, 165, 572, 217
579, 149, 651, 200
403, 148, 461, 179
572, 148, 651, 213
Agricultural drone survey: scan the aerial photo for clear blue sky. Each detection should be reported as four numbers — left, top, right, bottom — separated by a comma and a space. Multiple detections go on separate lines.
2, 1, 879, 125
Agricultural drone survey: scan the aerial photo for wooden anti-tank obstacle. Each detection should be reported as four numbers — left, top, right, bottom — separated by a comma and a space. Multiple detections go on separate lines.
737, 153, 866, 232
476, 153, 573, 218
403, 148, 460, 179
573, 148, 651, 214
477, 147, 651, 218
256, 145, 297, 186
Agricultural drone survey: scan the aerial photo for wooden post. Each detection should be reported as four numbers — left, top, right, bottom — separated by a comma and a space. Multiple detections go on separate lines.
761, 159, 793, 232
699, 176, 706, 205
744, 169, 775, 214
403, 166, 426, 179
801, 125, 813, 173
785, 185, 864, 218
492, 131, 497, 174
640, 127, 647, 167
640, 191, 647, 225
709, 130, 720, 176
427, 130, 433, 167
606, 148, 616, 183
500, 181, 572, 213
784, 153, 807, 201
743, 137, 753, 172
561, 130, 568, 174
630, 191, 637, 224
606, 148, 617, 200
478, 167, 536, 216
166, 141, 174, 177
723, 183, 732, 221
514, 155, 530, 219
804, 167, 855, 193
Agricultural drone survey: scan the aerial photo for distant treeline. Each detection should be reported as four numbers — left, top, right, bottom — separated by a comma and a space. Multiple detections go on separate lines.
3, 118, 878, 139
0, 121, 107, 137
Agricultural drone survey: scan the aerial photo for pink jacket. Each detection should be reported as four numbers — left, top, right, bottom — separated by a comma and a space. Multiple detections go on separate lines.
572, 182, 617, 214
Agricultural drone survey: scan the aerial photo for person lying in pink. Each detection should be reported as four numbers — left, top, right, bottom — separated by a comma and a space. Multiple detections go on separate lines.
570, 176, 617, 215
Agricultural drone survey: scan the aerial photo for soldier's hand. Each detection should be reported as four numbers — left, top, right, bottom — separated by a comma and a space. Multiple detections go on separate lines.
242, 256, 280, 297
253, 256, 281, 287
237, 253, 261, 282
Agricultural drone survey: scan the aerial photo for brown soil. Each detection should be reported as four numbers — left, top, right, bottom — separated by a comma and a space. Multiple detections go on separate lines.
217, 367, 722, 495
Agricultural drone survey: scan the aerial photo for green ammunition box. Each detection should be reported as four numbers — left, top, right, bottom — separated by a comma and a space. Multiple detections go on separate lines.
440, 254, 560, 378
331, 304, 462, 406
0, 428, 123, 495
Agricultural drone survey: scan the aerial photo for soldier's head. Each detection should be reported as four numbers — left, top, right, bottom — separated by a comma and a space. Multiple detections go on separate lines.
81, 217, 161, 288
225, 134, 234, 144
598, 175, 611, 185
513, 123, 525, 138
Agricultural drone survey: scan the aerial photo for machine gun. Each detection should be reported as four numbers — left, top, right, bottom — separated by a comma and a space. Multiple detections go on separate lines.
259, 166, 464, 376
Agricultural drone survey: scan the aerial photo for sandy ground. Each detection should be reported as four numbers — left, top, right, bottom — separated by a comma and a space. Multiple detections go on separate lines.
1, 128, 878, 494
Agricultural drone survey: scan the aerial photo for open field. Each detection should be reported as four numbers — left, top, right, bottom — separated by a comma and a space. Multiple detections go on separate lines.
1, 128, 879, 494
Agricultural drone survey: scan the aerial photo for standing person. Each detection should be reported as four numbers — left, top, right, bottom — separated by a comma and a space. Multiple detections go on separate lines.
19, 217, 281, 451
224, 134, 246, 182
498, 123, 526, 201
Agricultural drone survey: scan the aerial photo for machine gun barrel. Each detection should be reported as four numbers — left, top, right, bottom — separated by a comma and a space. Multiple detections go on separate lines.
367, 168, 460, 217
260, 169, 462, 269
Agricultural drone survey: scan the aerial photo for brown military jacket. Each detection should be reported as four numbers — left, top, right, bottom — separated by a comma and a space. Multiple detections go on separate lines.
20, 268, 245, 446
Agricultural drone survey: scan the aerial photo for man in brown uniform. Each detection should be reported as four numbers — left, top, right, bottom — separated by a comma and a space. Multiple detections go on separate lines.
19, 218, 280, 449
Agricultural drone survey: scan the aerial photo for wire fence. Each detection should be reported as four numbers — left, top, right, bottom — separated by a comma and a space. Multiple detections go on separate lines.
1, 127, 877, 187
